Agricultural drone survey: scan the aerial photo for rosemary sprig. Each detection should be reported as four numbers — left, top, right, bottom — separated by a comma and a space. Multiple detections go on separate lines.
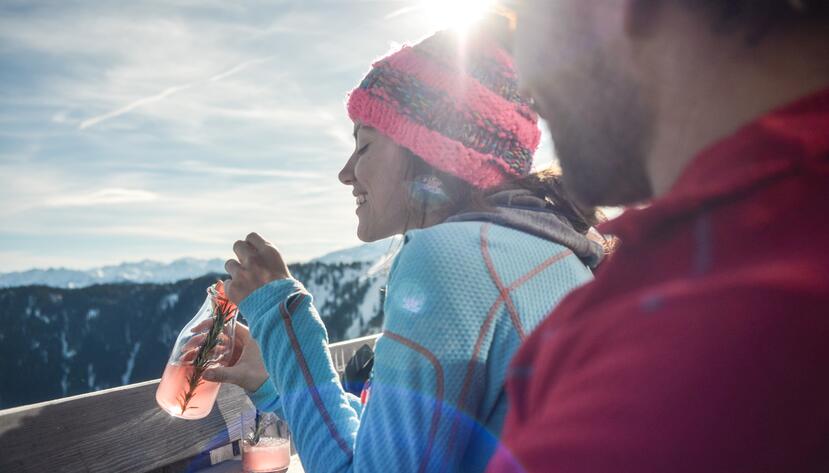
177, 282, 236, 413
244, 410, 273, 446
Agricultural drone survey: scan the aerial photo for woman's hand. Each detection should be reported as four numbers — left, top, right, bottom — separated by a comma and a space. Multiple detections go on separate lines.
203, 323, 269, 392
224, 232, 291, 305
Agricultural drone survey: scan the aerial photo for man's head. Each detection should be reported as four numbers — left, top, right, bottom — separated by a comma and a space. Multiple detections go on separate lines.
513, 0, 829, 207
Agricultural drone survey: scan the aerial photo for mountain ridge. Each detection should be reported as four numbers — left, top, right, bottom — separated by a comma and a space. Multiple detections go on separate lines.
0, 242, 388, 289
0, 258, 387, 410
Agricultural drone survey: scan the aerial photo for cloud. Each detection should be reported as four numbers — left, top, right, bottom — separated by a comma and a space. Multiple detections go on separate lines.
78, 84, 195, 130
384, 5, 424, 20
79, 55, 280, 130
0, 0, 449, 271
51, 111, 69, 124
61, 224, 228, 245
46, 188, 160, 207
178, 160, 324, 179
208, 55, 278, 82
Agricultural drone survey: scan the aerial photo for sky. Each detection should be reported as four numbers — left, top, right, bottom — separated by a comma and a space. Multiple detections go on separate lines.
0, 0, 555, 272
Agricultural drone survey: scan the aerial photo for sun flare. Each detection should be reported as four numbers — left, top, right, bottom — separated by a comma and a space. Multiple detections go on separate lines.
419, 0, 497, 32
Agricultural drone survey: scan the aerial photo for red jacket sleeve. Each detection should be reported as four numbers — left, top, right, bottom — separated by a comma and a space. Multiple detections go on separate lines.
488, 282, 829, 473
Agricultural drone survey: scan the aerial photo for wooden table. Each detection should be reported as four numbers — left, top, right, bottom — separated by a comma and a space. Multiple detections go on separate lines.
199, 454, 304, 473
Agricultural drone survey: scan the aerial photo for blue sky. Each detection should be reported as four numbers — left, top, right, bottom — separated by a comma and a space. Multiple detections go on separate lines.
0, 0, 554, 271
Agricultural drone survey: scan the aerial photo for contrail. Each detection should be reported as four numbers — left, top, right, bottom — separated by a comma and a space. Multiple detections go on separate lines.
384, 4, 423, 20
79, 55, 278, 130
208, 55, 277, 82
79, 84, 194, 130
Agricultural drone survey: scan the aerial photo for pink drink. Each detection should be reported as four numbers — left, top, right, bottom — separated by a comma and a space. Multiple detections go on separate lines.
155, 363, 221, 420
242, 437, 291, 473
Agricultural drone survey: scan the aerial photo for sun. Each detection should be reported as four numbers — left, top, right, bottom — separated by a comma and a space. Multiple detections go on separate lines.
419, 0, 497, 32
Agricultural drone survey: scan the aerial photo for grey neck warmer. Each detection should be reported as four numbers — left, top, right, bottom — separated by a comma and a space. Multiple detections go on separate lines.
447, 189, 605, 269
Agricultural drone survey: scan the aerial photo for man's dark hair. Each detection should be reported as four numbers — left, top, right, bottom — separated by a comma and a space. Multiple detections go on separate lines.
682, 0, 828, 38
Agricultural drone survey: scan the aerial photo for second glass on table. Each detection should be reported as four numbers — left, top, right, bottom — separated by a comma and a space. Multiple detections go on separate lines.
241, 410, 292, 473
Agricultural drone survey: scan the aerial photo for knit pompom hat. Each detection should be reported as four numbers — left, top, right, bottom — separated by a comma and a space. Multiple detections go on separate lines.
347, 28, 541, 190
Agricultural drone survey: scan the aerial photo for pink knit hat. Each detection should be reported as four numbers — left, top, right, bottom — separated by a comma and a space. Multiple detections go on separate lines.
347, 28, 541, 189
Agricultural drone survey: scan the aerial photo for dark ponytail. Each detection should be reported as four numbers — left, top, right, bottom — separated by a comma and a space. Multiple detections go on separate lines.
493, 166, 602, 235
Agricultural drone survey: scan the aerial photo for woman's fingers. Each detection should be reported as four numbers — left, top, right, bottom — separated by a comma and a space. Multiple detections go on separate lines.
202, 337, 269, 392
180, 339, 232, 363
210, 345, 233, 363
182, 333, 207, 353
233, 239, 256, 265
216, 332, 232, 348
223, 278, 238, 305
245, 232, 270, 253
180, 349, 198, 363
188, 317, 234, 336
202, 365, 238, 385
189, 319, 213, 334
225, 233, 291, 304
235, 322, 251, 339
225, 259, 242, 278
226, 324, 249, 365
181, 328, 233, 354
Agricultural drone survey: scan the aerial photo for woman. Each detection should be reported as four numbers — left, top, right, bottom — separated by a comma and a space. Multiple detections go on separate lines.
206, 23, 605, 473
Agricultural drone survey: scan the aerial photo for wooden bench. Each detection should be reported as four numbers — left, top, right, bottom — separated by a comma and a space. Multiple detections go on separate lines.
0, 333, 380, 473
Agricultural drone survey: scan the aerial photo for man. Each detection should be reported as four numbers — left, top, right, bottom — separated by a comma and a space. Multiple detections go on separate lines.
489, 1, 829, 471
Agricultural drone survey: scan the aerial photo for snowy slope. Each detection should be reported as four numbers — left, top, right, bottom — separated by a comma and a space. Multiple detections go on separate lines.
0, 242, 393, 410
311, 239, 394, 265
0, 256, 389, 410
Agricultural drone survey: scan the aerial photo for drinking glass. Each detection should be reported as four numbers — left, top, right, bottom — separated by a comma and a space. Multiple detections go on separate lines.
241, 410, 291, 473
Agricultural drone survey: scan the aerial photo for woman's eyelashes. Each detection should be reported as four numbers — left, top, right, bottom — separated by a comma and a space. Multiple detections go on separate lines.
356, 143, 371, 156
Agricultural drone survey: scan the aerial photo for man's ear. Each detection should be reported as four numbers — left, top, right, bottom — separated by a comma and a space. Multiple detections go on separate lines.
624, 0, 662, 38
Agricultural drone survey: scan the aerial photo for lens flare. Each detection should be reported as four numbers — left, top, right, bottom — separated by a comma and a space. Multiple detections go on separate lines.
419, 0, 497, 32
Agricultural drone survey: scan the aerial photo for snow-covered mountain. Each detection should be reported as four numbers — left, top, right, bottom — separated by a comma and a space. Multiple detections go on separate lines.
0, 241, 395, 410
0, 258, 227, 289
311, 238, 395, 265
0, 257, 387, 410
0, 242, 388, 289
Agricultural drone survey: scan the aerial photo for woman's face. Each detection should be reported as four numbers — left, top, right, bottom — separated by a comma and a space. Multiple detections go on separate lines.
338, 124, 412, 242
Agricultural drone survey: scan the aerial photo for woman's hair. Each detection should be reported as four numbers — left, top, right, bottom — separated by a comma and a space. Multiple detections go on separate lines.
368, 150, 611, 276
402, 149, 605, 237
